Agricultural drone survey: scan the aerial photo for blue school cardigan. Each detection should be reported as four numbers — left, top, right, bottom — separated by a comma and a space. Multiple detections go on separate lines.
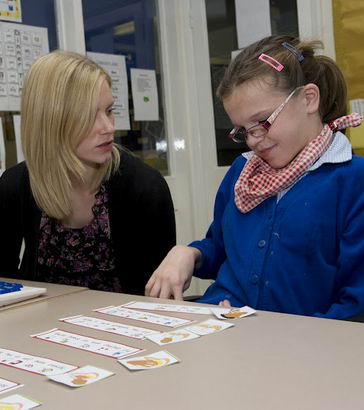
191, 151, 364, 319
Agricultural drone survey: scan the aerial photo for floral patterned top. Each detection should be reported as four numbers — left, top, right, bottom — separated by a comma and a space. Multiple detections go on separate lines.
37, 184, 122, 292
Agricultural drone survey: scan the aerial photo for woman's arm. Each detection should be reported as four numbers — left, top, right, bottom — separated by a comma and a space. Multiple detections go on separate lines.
0, 165, 25, 276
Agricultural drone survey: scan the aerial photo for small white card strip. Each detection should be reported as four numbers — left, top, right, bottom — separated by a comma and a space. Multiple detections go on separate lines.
48, 365, 114, 388
0, 377, 23, 394
185, 319, 234, 336
210, 306, 256, 320
0, 394, 41, 409
0, 347, 77, 376
31, 328, 144, 359
94, 306, 194, 328
59, 315, 161, 340
118, 350, 179, 371
146, 329, 200, 346
122, 301, 212, 315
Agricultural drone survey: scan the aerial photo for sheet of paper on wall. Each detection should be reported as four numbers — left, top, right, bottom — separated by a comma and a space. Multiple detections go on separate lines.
0, 120, 5, 175
0, 21, 49, 111
13, 114, 23, 163
87, 52, 130, 130
0, 0, 22, 22
231, 49, 241, 60
130, 68, 159, 121
234, 0, 271, 49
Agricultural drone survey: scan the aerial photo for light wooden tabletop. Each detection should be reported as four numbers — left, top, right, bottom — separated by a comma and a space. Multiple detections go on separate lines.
0, 277, 88, 311
1, 289, 364, 410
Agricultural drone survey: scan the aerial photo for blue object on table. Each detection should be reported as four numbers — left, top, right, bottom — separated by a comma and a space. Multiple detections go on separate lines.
0, 281, 23, 294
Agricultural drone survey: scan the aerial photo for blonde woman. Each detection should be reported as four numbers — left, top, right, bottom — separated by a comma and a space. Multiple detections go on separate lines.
0, 50, 175, 294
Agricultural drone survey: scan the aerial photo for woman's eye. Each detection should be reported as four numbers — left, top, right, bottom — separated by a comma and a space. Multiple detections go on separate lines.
107, 107, 115, 116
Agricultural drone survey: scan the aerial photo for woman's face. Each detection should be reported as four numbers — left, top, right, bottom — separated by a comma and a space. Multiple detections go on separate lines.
75, 79, 115, 169
223, 78, 322, 169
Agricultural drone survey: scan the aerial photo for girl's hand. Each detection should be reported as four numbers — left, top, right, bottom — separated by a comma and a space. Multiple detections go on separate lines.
145, 245, 201, 300
218, 299, 231, 308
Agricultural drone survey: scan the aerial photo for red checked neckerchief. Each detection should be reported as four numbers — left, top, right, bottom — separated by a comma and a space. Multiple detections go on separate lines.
234, 113, 364, 214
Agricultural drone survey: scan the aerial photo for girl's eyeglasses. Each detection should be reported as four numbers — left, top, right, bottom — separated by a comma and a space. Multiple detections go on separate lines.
229, 86, 304, 143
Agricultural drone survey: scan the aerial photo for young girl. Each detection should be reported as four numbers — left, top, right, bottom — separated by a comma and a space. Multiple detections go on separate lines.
0, 50, 176, 295
145, 35, 364, 319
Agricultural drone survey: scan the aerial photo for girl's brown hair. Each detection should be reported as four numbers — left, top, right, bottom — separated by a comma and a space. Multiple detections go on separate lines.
217, 35, 347, 123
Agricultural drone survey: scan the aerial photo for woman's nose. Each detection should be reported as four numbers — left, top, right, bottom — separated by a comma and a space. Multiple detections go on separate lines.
102, 115, 115, 133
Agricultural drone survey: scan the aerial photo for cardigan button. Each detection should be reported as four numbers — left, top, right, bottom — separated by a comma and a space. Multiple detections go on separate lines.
258, 239, 266, 248
251, 274, 259, 285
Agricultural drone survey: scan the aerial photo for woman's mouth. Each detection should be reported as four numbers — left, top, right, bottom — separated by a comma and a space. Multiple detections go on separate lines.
97, 140, 113, 149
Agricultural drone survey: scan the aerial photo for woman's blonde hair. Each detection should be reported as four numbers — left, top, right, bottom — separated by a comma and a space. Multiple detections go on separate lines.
21, 50, 120, 219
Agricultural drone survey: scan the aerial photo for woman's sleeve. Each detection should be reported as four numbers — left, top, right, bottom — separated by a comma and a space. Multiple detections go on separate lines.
141, 172, 176, 265
0, 168, 23, 276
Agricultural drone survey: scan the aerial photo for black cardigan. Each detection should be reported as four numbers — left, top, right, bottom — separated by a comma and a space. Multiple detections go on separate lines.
0, 150, 176, 295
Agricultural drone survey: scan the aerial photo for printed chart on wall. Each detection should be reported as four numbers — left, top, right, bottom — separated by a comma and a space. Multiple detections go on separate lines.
0, 22, 49, 111
87, 52, 131, 131
0, 0, 22, 22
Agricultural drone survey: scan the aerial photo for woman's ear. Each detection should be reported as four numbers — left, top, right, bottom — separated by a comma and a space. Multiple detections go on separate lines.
302, 83, 320, 114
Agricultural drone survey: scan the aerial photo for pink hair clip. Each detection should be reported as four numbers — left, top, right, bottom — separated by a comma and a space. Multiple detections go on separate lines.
258, 53, 284, 72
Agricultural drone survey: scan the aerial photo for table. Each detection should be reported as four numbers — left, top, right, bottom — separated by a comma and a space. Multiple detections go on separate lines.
1, 289, 364, 409
0, 277, 88, 311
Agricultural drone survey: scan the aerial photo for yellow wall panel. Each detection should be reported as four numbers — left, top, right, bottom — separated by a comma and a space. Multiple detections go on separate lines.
333, 0, 364, 150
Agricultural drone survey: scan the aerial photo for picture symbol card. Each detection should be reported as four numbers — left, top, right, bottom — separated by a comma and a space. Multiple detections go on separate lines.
185, 319, 234, 335
118, 350, 179, 371
0, 394, 41, 409
210, 306, 256, 320
122, 301, 212, 315
0, 377, 23, 394
146, 329, 200, 345
48, 365, 114, 388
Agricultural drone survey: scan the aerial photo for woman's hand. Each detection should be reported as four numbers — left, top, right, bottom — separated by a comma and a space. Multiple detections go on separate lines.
145, 245, 201, 300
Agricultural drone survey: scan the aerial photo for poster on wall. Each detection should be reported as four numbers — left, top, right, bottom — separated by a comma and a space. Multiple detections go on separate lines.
13, 113, 22, 162
234, 0, 271, 49
130, 68, 159, 121
0, 21, 49, 111
0, 0, 22, 23
87, 51, 130, 131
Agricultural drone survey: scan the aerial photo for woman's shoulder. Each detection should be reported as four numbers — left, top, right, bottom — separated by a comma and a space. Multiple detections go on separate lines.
118, 148, 162, 178
109, 148, 166, 194
0, 161, 29, 190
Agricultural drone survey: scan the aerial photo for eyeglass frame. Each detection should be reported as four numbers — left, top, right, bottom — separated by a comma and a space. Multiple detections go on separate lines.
228, 86, 304, 143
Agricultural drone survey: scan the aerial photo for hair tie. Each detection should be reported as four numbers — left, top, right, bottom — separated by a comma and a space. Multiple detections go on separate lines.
281, 42, 304, 62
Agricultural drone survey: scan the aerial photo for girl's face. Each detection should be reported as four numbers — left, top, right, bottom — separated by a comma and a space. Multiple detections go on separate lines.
76, 79, 115, 169
223, 78, 322, 169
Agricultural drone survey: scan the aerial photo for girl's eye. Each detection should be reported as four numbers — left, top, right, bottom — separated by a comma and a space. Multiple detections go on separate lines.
107, 107, 115, 116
